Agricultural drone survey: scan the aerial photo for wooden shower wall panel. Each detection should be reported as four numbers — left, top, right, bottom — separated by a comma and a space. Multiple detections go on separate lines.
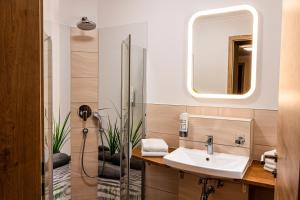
0, 0, 42, 199
277, 0, 300, 199
70, 28, 99, 200
145, 104, 278, 199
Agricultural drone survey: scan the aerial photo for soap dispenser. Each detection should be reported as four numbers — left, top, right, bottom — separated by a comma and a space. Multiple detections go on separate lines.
179, 113, 189, 137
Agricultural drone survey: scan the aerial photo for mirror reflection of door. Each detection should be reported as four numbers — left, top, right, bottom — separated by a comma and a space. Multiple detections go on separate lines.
227, 35, 252, 94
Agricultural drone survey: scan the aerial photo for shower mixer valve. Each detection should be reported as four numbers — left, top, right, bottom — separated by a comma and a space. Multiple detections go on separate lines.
78, 105, 92, 121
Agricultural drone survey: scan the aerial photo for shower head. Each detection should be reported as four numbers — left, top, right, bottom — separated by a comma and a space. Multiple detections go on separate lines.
77, 17, 96, 31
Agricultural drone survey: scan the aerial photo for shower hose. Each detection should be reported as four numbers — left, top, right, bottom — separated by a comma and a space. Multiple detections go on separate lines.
81, 127, 106, 178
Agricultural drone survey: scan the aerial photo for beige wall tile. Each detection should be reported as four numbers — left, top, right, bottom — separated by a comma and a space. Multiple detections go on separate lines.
252, 144, 276, 160
71, 128, 99, 153
187, 117, 252, 148
71, 28, 99, 53
71, 78, 98, 103
71, 152, 98, 178
218, 107, 254, 118
146, 131, 179, 148
187, 106, 219, 116
146, 104, 186, 134
71, 176, 97, 200
145, 187, 178, 200
145, 164, 178, 194
253, 110, 278, 146
187, 106, 254, 118
71, 103, 98, 128
179, 140, 250, 157
71, 52, 99, 78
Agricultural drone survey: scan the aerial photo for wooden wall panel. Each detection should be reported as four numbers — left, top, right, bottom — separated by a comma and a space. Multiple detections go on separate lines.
71, 128, 98, 153
70, 28, 99, 200
71, 152, 98, 178
71, 78, 98, 103
71, 28, 99, 52
145, 164, 178, 194
145, 187, 178, 200
71, 52, 99, 78
0, 0, 42, 199
277, 0, 300, 199
253, 110, 277, 146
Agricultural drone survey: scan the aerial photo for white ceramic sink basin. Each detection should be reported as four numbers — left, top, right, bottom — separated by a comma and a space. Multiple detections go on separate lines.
163, 147, 250, 179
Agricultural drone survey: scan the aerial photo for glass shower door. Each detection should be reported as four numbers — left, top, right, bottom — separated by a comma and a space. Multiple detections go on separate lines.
120, 35, 146, 200
43, 34, 53, 200
120, 35, 131, 199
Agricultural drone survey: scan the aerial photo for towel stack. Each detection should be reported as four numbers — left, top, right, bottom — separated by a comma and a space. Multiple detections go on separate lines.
261, 149, 277, 172
141, 138, 168, 157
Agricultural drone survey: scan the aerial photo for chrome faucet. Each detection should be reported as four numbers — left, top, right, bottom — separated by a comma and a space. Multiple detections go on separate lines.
206, 135, 213, 155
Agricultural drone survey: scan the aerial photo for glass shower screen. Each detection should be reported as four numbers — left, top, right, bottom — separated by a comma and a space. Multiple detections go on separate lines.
98, 29, 146, 200
120, 35, 131, 199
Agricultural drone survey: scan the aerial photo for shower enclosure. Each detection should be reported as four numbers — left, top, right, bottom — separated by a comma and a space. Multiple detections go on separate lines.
42, 19, 146, 199
98, 24, 147, 199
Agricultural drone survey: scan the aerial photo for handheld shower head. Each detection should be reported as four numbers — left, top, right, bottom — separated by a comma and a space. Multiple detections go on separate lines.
93, 112, 104, 131
77, 17, 96, 31
93, 112, 101, 121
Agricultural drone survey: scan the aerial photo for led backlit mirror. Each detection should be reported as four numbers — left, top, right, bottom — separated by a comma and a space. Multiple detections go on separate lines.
187, 5, 258, 99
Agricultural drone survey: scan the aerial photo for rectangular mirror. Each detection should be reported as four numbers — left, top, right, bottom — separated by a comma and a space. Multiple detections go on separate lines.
187, 5, 258, 99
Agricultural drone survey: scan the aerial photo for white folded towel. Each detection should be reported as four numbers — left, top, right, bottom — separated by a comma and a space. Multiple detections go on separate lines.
141, 138, 168, 153
265, 158, 276, 165
265, 163, 276, 170
264, 165, 275, 173
261, 149, 277, 172
141, 151, 168, 157
260, 149, 277, 162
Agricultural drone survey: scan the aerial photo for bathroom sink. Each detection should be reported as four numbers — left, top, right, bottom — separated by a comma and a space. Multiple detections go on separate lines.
163, 147, 249, 179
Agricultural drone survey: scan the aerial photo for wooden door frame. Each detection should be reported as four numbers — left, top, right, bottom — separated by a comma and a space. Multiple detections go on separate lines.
0, 0, 43, 199
277, 0, 300, 199
227, 35, 252, 94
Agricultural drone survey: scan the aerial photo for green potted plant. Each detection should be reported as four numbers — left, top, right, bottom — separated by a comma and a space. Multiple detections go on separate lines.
52, 111, 71, 170
53, 112, 71, 154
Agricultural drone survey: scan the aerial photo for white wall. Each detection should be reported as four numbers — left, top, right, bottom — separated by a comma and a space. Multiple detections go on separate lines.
98, 0, 282, 110
193, 12, 252, 94
98, 23, 147, 127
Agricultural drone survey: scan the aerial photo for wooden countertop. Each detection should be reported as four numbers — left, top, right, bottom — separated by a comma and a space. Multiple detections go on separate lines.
132, 147, 175, 167
242, 160, 275, 188
132, 147, 275, 188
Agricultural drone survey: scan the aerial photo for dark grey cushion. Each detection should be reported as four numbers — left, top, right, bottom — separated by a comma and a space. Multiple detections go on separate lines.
98, 151, 112, 162
111, 153, 121, 166
53, 153, 71, 169
130, 158, 143, 170
98, 145, 109, 152
110, 153, 142, 170
98, 161, 124, 180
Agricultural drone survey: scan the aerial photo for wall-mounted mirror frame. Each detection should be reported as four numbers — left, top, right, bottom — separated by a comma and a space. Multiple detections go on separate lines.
187, 5, 258, 99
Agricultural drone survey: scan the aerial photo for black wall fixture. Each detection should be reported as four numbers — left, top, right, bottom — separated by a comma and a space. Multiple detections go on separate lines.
78, 105, 92, 121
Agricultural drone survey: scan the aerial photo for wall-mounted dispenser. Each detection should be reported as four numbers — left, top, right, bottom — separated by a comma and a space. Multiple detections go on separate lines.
179, 113, 189, 137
